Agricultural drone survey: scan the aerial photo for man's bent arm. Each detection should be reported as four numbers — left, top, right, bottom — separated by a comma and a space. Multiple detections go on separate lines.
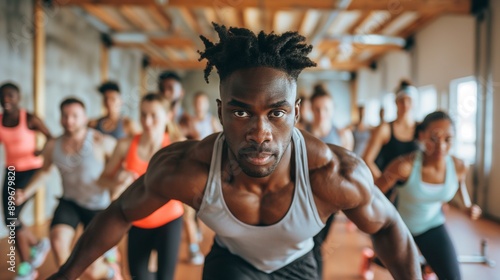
369, 190, 421, 279
50, 174, 171, 279
343, 164, 421, 280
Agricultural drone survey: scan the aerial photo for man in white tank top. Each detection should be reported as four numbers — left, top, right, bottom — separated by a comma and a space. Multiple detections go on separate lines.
49, 24, 422, 280
18, 98, 121, 280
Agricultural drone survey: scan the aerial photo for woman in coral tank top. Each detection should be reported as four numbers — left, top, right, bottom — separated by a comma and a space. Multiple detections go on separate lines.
98, 93, 185, 280
0, 82, 53, 279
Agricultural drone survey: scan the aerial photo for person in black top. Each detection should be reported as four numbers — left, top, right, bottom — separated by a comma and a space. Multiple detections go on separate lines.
363, 80, 419, 182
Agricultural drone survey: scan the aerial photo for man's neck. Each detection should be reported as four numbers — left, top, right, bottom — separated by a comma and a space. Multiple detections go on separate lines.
107, 111, 120, 120
64, 127, 87, 140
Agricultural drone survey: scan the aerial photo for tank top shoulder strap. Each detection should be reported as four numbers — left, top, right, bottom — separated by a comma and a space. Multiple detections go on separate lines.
199, 132, 224, 211
124, 134, 141, 162
19, 109, 27, 126
403, 151, 422, 188
292, 128, 324, 227
129, 134, 141, 151
389, 121, 395, 137
445, 155, 459, 185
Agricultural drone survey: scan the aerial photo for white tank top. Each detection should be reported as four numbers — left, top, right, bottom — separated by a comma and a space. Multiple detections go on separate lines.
198, 128, 325, 273
52, 129, 110, 210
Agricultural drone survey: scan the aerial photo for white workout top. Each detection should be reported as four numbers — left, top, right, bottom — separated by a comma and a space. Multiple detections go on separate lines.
197, 128, 325, 273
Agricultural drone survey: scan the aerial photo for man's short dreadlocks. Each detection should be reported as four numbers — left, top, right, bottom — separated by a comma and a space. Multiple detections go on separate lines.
198, 23, 316, 83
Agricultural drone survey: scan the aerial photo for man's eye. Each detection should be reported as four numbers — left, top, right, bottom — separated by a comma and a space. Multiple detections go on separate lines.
270, 111, 285, 118
233, 111, 250, 118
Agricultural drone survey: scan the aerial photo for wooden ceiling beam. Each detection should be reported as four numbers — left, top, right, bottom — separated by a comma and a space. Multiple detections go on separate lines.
147, 6, 171, 31
346, 11, 369, 35
149, 37, 194, 47
177, 7, 202, 35
59, 0, 470, 13
119, 6, 148, 30
399, 12, 439, 38
82, 4, 125, 31
347, 0, 470, 13
371, 13, 397, 34
149, 59, 205, 69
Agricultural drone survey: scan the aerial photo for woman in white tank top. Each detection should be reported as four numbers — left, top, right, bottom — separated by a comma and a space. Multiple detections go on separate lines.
367, 111, 481, 280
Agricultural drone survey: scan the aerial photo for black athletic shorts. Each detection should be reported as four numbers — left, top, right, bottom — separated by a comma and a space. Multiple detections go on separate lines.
50, 198, 102, 229
2, 168, 39, 230
202, 240, 319, 280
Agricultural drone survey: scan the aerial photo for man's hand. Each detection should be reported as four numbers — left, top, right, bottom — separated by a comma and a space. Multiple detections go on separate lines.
469, 204, 482, 220
14, 189, 27, 206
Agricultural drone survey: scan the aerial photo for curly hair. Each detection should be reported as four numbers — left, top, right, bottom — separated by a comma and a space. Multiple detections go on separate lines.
198, 23, 316, 83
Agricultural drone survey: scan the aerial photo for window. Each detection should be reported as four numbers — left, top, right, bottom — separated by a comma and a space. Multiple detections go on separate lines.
364, 98, 382, 127
450, 77, 477, 164
382, 92, 397, 122
417, 86, 437, 121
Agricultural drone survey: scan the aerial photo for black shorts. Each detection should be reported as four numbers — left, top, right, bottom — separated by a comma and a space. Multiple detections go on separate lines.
2, 168, 39, 230
202, 241, 319, 280
50, 198, 102, 230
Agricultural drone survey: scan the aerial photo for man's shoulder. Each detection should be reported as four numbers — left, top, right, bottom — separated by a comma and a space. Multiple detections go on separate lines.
300, 129, 358, 173
302, 130, 370, 212
145, 133, 220, 206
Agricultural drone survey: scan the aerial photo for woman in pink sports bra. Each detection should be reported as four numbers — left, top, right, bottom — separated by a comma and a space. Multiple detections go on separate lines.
0, 82, 53, 279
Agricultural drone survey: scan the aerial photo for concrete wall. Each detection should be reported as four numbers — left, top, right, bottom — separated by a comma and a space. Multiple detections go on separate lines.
414, 15, 475, 93
356, 50, 412, 126
0, 1, 142, 237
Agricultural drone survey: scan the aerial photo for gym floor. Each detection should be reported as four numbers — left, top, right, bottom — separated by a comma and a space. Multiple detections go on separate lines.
0, 206, 498, 280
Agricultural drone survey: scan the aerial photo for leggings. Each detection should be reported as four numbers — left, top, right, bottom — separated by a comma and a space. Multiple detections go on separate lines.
127, 216, 183, 280
414, 224, 461, 280
2, 168, 39, 230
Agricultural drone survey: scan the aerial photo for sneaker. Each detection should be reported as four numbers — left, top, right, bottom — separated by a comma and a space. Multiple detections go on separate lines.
360, 248, 374, 280
30, 238, 50, 268
15, 262, 38, 280
197, 228, 203, 243
423, 272, 438, 280
108, 262, 123, 280
104, 247, 120, 263
189, 250, 205, 265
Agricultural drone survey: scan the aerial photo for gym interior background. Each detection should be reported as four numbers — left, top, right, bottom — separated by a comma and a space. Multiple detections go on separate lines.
0, 0, 499, 279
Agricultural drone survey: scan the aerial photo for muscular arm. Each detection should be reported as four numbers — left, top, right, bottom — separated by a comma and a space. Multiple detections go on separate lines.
50, 141, 205, 280
15, 139, 55, 204
362, 123, 390, 179
345, 163, 420, 279
96, 138, 132, 192
29, 114, 53, 155
315, 145, 420, 280
30, 114, 52, 139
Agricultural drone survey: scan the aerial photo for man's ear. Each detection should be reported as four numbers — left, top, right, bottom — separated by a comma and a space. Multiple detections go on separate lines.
294, 98, 301, 124
217, 99, 223, 126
